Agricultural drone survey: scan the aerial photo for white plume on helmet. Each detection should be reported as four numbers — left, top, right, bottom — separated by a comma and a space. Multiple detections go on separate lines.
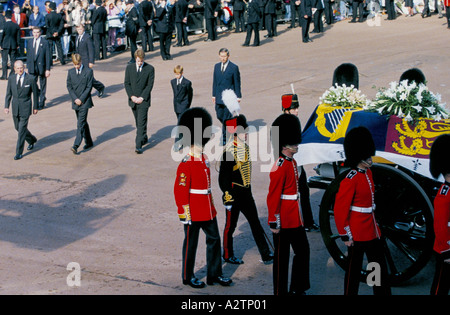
222, 89, 240, 117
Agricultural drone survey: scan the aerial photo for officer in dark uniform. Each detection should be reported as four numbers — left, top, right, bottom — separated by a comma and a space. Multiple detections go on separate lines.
429, 134, 450, 295
174, 107, 232, 289
219, 95, 274, 265
267, 113, 311, 295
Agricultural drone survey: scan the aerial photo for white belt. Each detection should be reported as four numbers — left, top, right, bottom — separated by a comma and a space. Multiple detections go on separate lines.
281, 194, 299, 200
189, 189, 211, 195
350, 206, 373, 213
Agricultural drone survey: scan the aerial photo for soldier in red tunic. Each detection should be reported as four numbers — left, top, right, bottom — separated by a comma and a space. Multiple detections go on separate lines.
334, 126, 391, 295
174, 107, 232, 289
429, 134, 450, 295
267, 113, 310, 295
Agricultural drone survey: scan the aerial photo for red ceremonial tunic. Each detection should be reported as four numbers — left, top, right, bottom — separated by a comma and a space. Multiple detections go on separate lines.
267, 155, 303, 229
433, 182, 450, 256
174, 153, 217, 222
444, 0, 450, 7
334, 168, 381, 242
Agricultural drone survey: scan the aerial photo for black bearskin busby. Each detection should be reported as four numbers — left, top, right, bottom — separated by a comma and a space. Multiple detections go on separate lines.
399, 68, 426, 85
332, 63, 359, 89
271, 114, 302, 156
281, 94, 299, 111
429, 134, 450, 179
177, 107, 212, 148
344, 126, 376, 169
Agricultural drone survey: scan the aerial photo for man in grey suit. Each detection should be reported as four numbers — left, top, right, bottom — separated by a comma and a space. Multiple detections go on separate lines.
67, 53, 94, 155
124, 49, 155, 154
4, 60, 39, 160
26, 27, 52, 110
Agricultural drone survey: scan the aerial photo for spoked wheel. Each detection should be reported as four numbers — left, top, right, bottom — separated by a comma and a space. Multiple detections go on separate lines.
319, 163, 434, 286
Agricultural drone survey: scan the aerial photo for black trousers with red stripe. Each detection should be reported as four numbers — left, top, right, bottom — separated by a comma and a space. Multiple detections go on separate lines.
272, 227, 310, 295
345, 238, 391, 295
430, 252, 450, 295
182, 218, 222, 281
222, 192, 272, 261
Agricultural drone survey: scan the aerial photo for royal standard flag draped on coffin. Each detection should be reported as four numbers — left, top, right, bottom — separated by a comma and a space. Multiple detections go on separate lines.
295, 104, 450, 179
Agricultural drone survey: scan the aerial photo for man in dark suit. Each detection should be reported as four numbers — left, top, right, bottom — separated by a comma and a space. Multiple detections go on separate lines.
312, 0, 324, 33
74, 24, 105, 97
45, 2, 65, 65
300, 0, 312, 43
323, 0, 334, 24
67, 53, 94, 155
91, 0, 108, 60
204, 0, 219, 41
4, 60, 39, 160
26, 27, 52, 110
138, 0, 155, 52
212, 48, 241, 144
233, 0, 245, 32
243, 0, 262, 46
289, 0, 301, 28
0, 10, 20, 80
173, 0, 189, 47
124, 49, 155, 154
171, 65, 193, 119
264, 0, 277, 37
125, 0, 140, 63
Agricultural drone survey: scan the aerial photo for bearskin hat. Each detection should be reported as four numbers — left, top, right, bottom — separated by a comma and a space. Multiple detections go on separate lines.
332, 63, 359, 89
399, 68, 426, 85
344, 126, 376, 169
281, 94, 299, 111
177, 107, 212, 148
271, 114, 302, 154
429, 134, 450, 179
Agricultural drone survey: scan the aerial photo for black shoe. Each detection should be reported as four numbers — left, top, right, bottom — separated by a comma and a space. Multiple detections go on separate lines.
183, 277, 206, 289
261, 253, 274, 265
207, 276, 232, 286
305, 223, 320, 232
27, 141, 36, 151
128, 59, 136, 64
174, 44, 183, 47
83, 143, 94, 150
166, 56, 173, 60
71, 146, 78, 155
251, 43, 260, 46
0, 76, 7, 80
98, 88, 105, 98
14, 154, 22, 160
204, 39, 212, 42
135, 148, 143, 154
242, 43, 249, 46
224, 256, 244, 264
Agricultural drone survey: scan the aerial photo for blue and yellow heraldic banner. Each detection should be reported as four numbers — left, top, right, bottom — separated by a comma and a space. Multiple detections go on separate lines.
296, 104, 450, 180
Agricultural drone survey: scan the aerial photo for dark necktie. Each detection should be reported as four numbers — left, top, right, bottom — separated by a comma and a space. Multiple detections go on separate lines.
18, 75, 22, 88
221, 64, 225, 73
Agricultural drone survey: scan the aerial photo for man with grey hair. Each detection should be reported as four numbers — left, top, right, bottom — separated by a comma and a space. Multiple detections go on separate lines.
4, 60, 39, 160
